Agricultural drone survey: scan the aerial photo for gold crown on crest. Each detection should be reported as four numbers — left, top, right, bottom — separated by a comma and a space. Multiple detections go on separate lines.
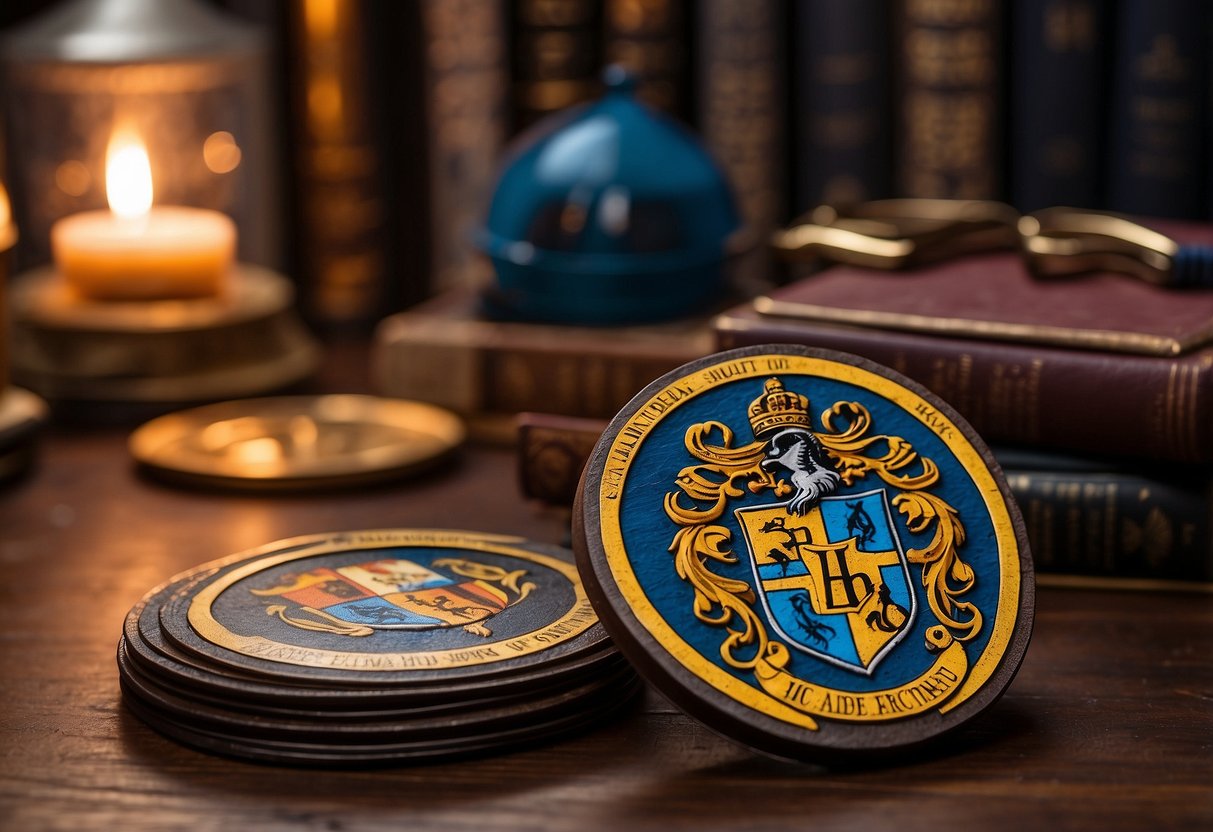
748, 377, 811, 439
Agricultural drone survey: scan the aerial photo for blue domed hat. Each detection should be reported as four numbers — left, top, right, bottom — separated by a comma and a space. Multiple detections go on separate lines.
477, 66, 746, 324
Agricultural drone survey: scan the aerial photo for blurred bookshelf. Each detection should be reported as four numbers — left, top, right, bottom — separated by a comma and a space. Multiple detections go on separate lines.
2, 0, 1208, 327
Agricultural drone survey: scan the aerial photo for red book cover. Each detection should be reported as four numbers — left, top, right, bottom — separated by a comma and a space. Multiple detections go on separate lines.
715, 232, 1213, 462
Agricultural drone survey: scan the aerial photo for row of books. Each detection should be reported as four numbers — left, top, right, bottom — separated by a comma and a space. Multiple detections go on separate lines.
5, 0, 1202, 323
508, 0, 1213, 273
217, 0, 1212, 328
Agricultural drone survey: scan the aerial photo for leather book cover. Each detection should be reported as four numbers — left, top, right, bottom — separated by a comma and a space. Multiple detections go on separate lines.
517, 412, 609, 506
790, 0, 892, 210
604, 0, 691, 120
373, 288, 713, 419
895, 0, 1004, 199
716, 232, 1213, 463
1011, 0, 1110, 211
756, 225, 1213, 356
509, 0, 603, 133
695, 0, 786, 284
1107, 0, 1210, 219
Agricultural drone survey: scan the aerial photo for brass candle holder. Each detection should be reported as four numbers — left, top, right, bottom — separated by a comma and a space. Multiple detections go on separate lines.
9, 264, 319, 407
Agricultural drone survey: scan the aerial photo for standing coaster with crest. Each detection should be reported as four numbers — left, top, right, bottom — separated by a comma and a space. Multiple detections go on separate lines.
574, 344, 1034, 761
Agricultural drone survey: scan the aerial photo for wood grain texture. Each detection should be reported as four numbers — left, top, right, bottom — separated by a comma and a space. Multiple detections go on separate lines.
1, 341, 1211, 831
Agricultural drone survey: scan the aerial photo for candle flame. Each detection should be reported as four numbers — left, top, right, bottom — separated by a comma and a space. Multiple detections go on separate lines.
106, 129, 153, 219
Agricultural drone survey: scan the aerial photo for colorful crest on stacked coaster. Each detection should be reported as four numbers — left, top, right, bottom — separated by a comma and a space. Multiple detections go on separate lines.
575, 344, 1034, 761
118, 530, 637, 765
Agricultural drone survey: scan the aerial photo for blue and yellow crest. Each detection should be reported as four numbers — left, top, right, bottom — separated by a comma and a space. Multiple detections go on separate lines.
186, 531, 603, 674
583, 347, 1033, 750
735, 489, 914, 674
250, 556, 534, 638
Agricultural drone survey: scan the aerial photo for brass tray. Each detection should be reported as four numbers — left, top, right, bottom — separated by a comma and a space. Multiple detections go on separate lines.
130, 395, 465, 490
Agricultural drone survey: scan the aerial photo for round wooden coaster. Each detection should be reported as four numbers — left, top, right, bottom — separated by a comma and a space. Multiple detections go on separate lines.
118, 641, 638, 743
152, 530, 614, 689
121, 666, 643, 767
124, 613, 629, 721
574, 344, 1034, 761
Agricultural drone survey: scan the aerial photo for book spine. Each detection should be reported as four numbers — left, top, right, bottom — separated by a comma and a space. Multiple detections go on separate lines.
791, 0, 892, 211
483, 348, 689, 416
895, 0, 1004, 199
517, 413, 609, 506
1006, 469, 1213, 583
696, 0, 786, 282
603, 0, 690, 119
1106, 0, 1210, 219
421, 0, 509, 294
1010, 0, 1109, 211
288, 0, 389, 326
374, 322, 700, 419
509, 0, 603, 133
515, 415, 1213, 584
715, 315, 1213, 463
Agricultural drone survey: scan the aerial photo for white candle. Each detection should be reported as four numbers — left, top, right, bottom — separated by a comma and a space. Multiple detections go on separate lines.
51, 129, 236, 301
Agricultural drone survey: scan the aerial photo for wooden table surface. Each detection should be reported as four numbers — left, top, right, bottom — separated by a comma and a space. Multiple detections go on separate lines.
1, 345, 1211, 831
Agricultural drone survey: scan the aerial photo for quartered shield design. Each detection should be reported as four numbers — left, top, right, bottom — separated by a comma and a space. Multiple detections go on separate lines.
736, 489, 915, 674
250, 557, 530, 636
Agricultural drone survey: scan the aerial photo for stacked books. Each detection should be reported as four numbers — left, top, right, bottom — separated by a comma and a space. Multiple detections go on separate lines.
512, 219, 1213, 588
372, 288, 713, 437
715, 224, 1213, 588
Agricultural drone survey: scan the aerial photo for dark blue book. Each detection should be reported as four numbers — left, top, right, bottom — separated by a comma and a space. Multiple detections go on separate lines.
894, 0, 1005, 199
791, 0, 891, 211
1107, 0, 1210, 219
1011, 0, 1111, 211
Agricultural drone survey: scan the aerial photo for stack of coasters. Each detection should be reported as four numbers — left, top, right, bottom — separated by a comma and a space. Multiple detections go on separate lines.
119, 530, 639, 766
575, 345, 1034, 762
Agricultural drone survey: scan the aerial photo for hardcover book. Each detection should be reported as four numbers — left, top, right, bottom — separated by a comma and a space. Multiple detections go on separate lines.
509, 0, 602, 132
372, 289, 713, 421
604, 0, 690, 119
895, 0, 1004, 199
696, 0, 786, 284
422, 0, 510, 294
714, 223, 1213, 463
286, 0, 390, 326
791, 0, 892, 210
1106, 0, 1210, 219
1011, 0, 1109, 211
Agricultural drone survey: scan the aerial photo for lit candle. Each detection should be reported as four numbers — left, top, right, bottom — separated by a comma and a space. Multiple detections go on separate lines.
51, 128, 236, 301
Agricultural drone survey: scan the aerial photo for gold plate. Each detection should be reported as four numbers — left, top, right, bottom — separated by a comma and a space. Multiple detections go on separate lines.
130, 395, 465, 490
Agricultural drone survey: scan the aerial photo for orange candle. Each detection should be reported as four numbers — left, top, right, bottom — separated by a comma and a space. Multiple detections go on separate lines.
51, 129, 236, 301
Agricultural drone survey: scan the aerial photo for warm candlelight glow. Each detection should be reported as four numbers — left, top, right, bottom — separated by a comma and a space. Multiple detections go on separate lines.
106, 129, 154, 219
51, 126, 237, 301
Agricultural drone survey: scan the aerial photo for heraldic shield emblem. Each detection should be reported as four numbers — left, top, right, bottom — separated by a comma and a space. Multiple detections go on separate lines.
575, 345, 1035, 759
250, 555, 535, 638
183, 530, 604, 676
735, 489, 914, 674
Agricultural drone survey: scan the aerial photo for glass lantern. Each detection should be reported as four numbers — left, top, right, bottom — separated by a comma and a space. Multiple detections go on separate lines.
1, 0, 278, 271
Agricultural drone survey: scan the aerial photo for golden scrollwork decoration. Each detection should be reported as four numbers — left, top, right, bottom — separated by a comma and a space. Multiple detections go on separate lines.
663, 399, 982, 683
